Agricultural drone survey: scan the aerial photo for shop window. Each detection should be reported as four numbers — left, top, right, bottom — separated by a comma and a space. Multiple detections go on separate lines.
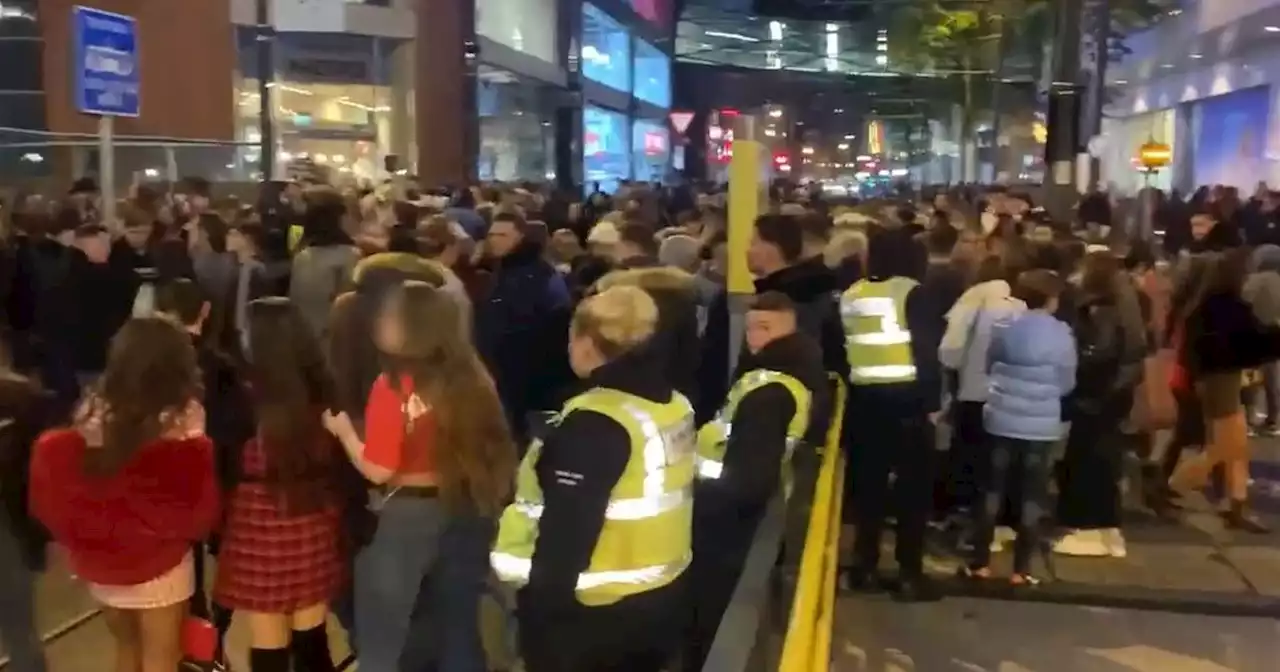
477, 66, 555, 181
582, 4, 630, 94
632, 39, 670, 109
631, 118, 669, 182
477, 0, 556, 64
584, 105, 630, 193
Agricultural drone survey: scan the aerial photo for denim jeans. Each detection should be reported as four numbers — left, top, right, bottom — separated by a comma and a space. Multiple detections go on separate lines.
354, 495, 491, 672
970, 437, 1053, 575
0, 525, 46, 672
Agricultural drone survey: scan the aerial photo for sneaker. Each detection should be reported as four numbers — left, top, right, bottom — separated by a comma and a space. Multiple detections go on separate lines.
1053, 529, 1110, 556
1102, 528, 1127, 558
1266, 425, 1280, 437
989, 526, 1016, 553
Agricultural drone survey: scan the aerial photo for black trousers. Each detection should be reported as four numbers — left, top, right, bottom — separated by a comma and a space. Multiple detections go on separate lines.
681, 510, 760, 672
850, 414, 933, 577
519, 578, 685, 672
1056, 415, 1123, 529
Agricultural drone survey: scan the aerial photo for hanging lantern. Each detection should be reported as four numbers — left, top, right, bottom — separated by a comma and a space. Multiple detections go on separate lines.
1137, 139, 1172, 169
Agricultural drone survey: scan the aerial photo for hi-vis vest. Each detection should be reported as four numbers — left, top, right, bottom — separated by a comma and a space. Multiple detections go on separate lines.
490, 387, 696, 607
840, 277, 919, 385
695, 370, 812, 483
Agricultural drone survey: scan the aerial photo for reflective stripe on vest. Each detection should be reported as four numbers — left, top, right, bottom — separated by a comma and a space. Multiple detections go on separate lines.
840, 278, 919, 385
490, 388, 695, 606
695, 369, 811, 482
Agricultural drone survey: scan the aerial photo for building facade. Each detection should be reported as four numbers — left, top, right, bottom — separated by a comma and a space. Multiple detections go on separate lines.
4, 0, 674, 189
1104, 0, 1280, 195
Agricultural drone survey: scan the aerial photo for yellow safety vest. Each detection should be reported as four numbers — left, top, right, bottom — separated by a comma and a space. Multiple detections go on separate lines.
490, 387, 696, 607
695, 369, 812, 484
840, 277, 919, 385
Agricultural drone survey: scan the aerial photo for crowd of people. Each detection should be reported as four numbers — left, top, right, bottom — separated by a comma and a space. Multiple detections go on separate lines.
0, 175, 1277, 672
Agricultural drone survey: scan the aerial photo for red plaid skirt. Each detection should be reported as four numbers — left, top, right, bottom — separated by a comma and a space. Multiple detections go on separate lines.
213, 442, 344, 612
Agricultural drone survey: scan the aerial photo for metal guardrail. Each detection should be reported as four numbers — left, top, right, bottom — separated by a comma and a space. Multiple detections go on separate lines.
699, 376, 847, 672
779, 379, 846, 672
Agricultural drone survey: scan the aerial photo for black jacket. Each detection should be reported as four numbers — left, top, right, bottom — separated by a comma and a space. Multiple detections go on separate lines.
1191, 291, 1280, 373
1242, 201, 1280, 248
695, 331, 826, 526
0, 374, 51, 570
1066, 296, 1144, 423
475, 242, 572, 436
521, 345, 677, 614
697, 257, 846, 439
912, 260, 969, 413
65, 250, 136, 373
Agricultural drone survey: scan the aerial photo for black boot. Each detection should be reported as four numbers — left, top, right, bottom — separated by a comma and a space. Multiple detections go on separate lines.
290, 624, 336, 672
1224, 500, 1270, 534
250, 647, 291, 672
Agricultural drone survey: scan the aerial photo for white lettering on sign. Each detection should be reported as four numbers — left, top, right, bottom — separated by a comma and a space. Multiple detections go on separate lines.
84, 45, 135, 77
83, 16, 133, 35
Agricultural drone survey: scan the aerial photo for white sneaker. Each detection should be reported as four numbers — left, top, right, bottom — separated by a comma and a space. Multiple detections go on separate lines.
1102, 528, 1127, 558
1053, 529, 1110, 556
989, 526, 1016, 552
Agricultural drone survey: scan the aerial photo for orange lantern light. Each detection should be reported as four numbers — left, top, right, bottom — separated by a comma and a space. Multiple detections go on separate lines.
1137, 139, 1172, 169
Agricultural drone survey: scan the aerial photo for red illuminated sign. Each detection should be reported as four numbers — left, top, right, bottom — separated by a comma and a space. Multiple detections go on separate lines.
643, 131, 667, 155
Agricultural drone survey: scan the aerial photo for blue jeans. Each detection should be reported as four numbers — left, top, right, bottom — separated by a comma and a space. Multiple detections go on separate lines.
969, 437, 1053, 575
0, 525, 45, 672
354, 495, 491, 672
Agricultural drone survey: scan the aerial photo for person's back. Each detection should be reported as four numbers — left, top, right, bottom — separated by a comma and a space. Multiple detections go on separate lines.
984, 310, 1077, 441
290, 244, 360, 339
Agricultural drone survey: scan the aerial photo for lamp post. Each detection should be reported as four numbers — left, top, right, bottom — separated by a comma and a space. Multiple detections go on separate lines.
256, 0, 276, 181
1043, 0, 1086, 221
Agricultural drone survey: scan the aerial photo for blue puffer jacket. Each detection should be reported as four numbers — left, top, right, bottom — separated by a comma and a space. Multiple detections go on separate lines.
983, 311, 1078, 442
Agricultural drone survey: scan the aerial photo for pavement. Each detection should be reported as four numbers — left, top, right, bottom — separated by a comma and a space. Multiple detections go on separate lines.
829, 437, 1280, 672
832, 596, 1280, 672
908, 438, 1280, 616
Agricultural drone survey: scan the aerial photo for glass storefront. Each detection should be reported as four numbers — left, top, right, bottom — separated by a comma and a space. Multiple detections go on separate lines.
476, 0, 557, 64
582, 4, 631, 93
631, 118, 669, 182
477, 66, 555, 182
584, 105, 630, 193
234, 30, 414, 183
632, 39, 671, 109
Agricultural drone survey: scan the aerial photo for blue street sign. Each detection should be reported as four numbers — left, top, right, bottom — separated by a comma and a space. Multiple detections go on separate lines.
72, 5, 140, 117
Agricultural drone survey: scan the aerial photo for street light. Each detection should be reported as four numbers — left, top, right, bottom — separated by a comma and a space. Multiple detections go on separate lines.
768, 109, 783, 118
837, 143, 850, 150
801, 146, 815, 155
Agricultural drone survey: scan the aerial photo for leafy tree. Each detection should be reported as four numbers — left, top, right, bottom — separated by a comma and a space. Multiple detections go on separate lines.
884, 0, 1173, 177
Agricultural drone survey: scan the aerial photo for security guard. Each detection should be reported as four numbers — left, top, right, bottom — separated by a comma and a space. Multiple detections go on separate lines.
683, 291, 825, 670
491, 285, 695, 672
841, 225, 940, 602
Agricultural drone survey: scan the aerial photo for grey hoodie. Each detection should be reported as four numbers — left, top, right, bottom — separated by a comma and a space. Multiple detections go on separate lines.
289, 244, 360, 340
1245, 244, 1280, 325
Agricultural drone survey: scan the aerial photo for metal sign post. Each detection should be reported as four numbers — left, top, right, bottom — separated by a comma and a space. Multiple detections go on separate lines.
72, 5, 140, 228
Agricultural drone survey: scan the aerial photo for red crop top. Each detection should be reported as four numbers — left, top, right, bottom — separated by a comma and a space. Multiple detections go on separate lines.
364, 374, 438, 475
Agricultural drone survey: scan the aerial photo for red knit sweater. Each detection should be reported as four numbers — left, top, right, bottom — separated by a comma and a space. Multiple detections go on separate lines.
29, 429, 221, 585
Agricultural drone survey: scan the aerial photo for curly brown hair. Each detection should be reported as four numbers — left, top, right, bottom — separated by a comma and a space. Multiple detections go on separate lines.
87, 318, 202, 477
378, 282, 516, 515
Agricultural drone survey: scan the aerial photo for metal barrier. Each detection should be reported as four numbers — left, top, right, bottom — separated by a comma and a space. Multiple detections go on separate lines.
778, 379, 845, 672
700, 376, 847, 672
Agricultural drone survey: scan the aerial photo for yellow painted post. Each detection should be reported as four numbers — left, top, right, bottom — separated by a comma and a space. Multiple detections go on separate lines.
726, 114, 764, 375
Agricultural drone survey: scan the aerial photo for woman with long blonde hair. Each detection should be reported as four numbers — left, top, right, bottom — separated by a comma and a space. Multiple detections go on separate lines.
495, 285, 694, 672
322, 281, 516, 671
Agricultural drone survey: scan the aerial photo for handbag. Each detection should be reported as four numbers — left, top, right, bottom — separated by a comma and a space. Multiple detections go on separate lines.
180, 545, 227, 671
1131, 348, 1177, 431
